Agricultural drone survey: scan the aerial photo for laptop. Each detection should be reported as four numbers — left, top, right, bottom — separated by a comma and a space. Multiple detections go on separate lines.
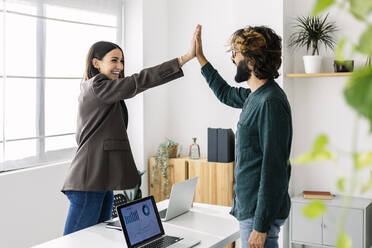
107, 177, 199, 230
159, 177, 198, 221
117, 195, 200, 248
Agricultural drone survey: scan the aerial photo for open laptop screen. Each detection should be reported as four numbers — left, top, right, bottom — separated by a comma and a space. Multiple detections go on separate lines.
118, 196, 164, 247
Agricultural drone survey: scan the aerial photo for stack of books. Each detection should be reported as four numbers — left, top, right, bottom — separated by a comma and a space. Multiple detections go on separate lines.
303, 191, 333, 200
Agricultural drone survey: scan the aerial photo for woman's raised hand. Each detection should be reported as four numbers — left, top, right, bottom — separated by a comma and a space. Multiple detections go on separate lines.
178, 26, 198, 67
178, 25, 207, 67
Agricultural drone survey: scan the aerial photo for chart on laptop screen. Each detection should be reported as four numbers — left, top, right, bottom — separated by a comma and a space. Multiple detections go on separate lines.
120, 199, 161, 245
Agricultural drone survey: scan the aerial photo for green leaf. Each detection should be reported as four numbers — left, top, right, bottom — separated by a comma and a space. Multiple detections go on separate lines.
292, 134, 335, 165
313, 134, 328, 153
292, 153, 314, 164
337, 177, 346, 192
292, 150, 334, 164
335, 38, 346, 60
344, 67, 372, 132
357, 26, 372, 56
361, 170, 372, 193
351, 43, 359, 55
312, 0, 335, 16
336, 232, 352, 248
349, 0, 372, 21
303, 201, 326, 219
355, 152, 372, 169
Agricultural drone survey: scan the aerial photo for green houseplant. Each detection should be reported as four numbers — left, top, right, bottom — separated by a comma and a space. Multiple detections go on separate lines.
289, 14, 338, 73
292, 0, 372, 247
151, 138, 178, 198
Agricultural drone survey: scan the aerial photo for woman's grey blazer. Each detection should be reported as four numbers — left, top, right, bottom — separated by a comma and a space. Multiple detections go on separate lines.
62, 58, 183, 191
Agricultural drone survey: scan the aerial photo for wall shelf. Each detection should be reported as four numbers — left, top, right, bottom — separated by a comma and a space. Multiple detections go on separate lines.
286, 72, 352, 78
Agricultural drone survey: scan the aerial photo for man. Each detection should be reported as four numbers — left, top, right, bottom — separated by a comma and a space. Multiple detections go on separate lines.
194, 24, 292, 248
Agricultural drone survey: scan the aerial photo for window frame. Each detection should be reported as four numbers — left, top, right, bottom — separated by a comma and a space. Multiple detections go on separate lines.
0, 0, 124, 172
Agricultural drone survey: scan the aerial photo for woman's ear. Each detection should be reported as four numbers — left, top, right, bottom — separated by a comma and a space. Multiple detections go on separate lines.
92, 58, 100, 71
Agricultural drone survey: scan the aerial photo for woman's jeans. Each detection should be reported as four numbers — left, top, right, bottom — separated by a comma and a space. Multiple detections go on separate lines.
63, 190, 114, 235
239, 217, 286, 248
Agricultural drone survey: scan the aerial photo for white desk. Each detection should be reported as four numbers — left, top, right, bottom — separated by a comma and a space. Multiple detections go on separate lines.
32, 201, 240, 248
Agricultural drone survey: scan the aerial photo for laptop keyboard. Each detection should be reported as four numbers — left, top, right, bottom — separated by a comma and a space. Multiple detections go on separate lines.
141, 236, 181, 248
111, 194, 127, 218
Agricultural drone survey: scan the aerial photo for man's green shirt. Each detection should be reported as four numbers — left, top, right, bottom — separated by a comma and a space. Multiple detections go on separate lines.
201, 62, 292, 233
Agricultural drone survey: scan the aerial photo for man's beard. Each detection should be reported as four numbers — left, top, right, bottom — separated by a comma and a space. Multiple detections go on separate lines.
234, 60, 251, 83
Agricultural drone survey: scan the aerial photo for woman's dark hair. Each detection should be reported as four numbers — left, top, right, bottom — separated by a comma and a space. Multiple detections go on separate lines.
84, 41, 124, 80
229, 26, 282, 80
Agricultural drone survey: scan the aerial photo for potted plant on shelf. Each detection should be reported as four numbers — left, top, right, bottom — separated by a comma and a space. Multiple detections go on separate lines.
289, 14, 338, 73
151, 138, 178, 198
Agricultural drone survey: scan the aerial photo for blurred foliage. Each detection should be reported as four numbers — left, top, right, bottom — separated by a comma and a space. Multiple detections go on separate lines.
302, 200, 327, 219
337, 232, 352, 248
292, 134, 335, 164
290, 0, 372, 247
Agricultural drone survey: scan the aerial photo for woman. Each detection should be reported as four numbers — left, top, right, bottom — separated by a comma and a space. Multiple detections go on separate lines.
62, 36, 196, 235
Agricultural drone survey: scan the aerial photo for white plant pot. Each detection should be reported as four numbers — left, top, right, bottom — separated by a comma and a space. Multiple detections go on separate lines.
303, 55, 323, 73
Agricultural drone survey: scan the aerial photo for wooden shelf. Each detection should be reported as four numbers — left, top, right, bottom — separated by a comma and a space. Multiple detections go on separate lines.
286, 72, 352, 78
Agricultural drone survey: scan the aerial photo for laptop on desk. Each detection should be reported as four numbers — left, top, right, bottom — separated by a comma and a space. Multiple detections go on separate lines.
117, 195, 200, 248
107, 177, 198, 230
159, 177, 198, 221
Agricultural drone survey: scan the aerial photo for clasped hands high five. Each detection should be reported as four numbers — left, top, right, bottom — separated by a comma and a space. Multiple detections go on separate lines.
178, 24, 207, 67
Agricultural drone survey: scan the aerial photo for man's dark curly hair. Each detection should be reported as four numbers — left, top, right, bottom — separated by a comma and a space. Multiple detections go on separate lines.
229, 26, 282, 80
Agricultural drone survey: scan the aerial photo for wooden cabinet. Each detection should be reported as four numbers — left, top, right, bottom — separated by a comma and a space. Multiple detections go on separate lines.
290, 196, 372, 248
148, 157, 188, 202
149, 157, 235, 206
188, 159, 234, 206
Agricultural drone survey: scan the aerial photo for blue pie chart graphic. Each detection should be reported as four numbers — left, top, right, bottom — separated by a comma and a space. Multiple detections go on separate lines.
142, 204, 150, 216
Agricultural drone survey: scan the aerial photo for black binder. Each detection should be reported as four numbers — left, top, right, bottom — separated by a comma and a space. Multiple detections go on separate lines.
208, 128, 235, 163
208, 128, 218, 162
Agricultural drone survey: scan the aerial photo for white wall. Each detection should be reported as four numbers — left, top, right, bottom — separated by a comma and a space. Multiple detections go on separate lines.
124, 0, 175, 197
166, 0, 283, 157
284, 0, 372, 200
282, 3, 372, 246
123, 0, 145, 193
0, 162, 70, 248
142, 0, 169, 196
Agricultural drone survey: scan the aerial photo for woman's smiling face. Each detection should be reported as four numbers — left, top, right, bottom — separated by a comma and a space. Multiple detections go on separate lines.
93, 48, 124, 80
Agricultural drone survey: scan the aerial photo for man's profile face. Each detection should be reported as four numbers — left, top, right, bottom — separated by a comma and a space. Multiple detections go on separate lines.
231, 50, 254, 70
235, 59, 252, 83
231, 49, 244, 66
231, 49, 253, 83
